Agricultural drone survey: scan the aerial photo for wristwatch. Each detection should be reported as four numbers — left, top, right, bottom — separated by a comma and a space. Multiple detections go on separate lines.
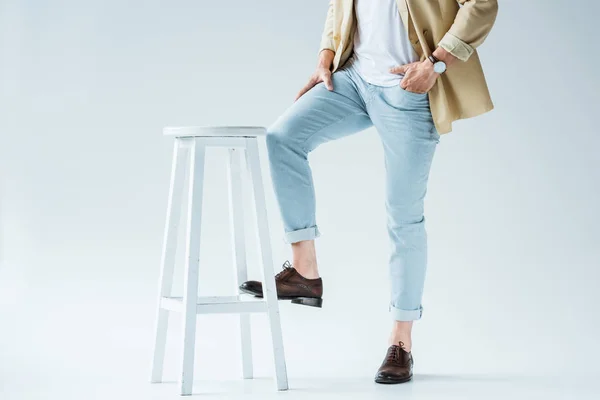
428, 54, 447, 74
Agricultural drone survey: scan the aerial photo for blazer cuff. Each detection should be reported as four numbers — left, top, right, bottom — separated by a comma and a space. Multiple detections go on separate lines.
319, 37, 336, 55
438, 32, 474, 62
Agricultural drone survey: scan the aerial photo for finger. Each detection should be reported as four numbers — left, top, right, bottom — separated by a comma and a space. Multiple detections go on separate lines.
390, 64, 409, 74
322, 74, 334, 91
389, 62, 417, 75
295, 79, 316, 101
294, 89, 305, 102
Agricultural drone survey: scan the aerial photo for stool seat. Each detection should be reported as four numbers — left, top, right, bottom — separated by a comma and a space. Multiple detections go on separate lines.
163, 126, 267, 138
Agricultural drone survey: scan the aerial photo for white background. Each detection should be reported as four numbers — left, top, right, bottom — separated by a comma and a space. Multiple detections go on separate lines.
1, 0, 599, 398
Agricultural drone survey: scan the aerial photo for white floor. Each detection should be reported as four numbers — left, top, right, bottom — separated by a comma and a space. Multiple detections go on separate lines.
3, 374, 597, 400
2, 277, 599, 400
2, 295, 599, 400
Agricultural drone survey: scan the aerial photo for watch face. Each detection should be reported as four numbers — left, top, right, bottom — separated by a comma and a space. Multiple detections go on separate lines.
434, 61, 447, 74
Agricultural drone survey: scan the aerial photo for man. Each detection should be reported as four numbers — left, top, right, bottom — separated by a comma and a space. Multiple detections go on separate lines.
240, 0, 498, 384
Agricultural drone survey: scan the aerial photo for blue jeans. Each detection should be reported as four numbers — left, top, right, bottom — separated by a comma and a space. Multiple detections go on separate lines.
266, 61, 440, 321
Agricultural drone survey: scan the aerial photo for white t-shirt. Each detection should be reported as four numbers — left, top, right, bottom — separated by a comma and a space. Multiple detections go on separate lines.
349, 0, 419, 87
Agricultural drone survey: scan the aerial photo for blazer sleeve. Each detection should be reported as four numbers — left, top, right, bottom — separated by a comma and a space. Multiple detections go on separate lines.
438, 0, 499, 62
319, 1, 336, 54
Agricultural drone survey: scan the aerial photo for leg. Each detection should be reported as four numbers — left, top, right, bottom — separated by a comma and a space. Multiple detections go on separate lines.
151, 139, 190, 383
227, 148, 253, 379
179, 139, 207, 396
266, 68, 372, 275
291, 240, 318, 279
368, 86, 440, 350
246, 137, 288, 390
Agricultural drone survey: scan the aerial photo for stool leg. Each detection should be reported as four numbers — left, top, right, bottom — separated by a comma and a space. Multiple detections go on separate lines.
227, 148, 254, 379
179, 139, 207, 396
151, 139, 190, 383
245, 138, 289, 391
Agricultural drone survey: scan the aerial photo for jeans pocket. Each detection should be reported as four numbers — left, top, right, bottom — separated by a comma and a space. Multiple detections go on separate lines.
398, 84, 428, 98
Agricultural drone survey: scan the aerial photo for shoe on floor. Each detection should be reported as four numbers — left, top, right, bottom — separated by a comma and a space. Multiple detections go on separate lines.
374, 341, 413, 384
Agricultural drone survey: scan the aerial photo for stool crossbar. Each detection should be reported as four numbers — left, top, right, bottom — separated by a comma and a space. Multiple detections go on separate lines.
150, 126, 288, 396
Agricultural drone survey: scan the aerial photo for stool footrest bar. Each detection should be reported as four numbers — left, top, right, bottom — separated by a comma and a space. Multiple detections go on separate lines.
160, 296, 268, 314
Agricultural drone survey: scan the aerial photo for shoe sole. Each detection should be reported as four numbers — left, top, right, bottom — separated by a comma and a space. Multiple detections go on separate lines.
374, 375, 413, 384
239, 288, 323, 308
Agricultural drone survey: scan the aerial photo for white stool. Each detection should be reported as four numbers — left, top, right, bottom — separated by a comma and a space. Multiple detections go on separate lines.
150, 126, 288, 395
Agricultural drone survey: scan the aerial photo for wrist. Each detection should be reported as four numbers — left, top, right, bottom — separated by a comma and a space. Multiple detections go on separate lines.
432, 47, 457, 67
423, 57, 442, 76
317, 49, 335, 70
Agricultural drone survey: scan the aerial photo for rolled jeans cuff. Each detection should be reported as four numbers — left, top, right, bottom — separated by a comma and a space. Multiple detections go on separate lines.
389, 304, 423, 321
284, 225, 321, 244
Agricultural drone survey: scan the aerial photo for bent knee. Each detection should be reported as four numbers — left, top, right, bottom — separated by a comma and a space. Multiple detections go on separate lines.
265, 128, 282, 149
266, 125, 303, 154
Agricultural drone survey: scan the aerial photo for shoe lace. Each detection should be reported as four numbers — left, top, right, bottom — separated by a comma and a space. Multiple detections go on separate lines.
386, 341, 406, 363
274, 260, 293, 279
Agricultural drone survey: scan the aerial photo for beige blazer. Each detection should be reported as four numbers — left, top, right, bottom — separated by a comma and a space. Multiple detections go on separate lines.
319, 0, 499, 134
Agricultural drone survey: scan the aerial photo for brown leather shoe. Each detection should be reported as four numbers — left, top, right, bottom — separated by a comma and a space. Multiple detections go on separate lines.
374, 341, 414, 384
239, 261, 323, 308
